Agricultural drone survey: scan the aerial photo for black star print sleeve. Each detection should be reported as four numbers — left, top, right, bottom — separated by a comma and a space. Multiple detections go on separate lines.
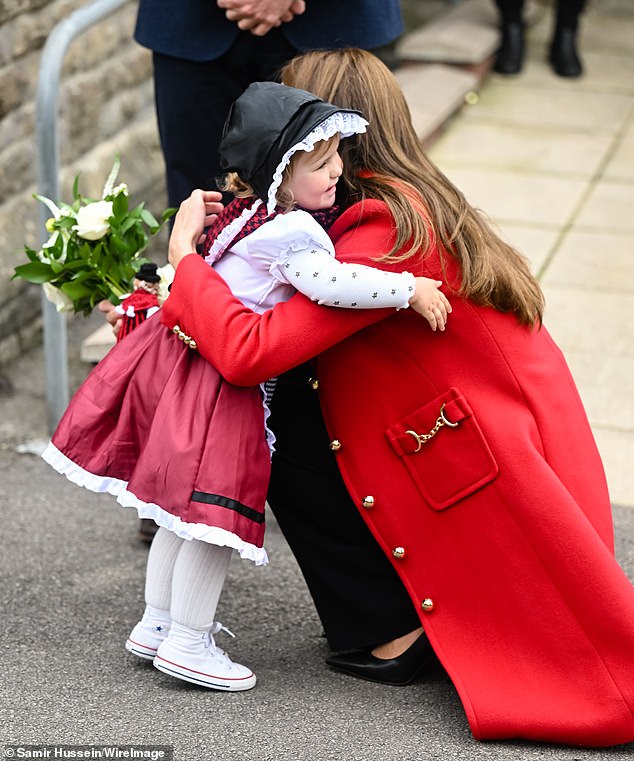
280, 245, 415, 310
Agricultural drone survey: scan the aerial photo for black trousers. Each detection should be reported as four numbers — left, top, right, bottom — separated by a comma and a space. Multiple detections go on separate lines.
152, 29, 297, 210
266, 365, 421, 653
495, 0, 586, 26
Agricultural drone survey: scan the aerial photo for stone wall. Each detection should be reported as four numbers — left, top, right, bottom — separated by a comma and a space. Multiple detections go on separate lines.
0, 0, 165, 364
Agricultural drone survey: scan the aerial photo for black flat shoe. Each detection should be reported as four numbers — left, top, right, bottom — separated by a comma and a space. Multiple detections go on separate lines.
325, 632, 434, 686
493, 21, 525, 75
549, 27, 583, 78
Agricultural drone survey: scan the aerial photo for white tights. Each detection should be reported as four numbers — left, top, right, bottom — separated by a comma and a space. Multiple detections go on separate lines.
144, 526, 232, 630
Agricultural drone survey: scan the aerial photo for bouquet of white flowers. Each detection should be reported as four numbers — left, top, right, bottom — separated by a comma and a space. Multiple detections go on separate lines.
13, 157, 175, 315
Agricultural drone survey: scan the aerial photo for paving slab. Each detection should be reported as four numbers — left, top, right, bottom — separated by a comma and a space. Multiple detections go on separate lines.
574, 179, 634, 232
459, 79, 633, 132
541, 229, 634, 290
429, 119, 613, 176
80, 321, 116, 362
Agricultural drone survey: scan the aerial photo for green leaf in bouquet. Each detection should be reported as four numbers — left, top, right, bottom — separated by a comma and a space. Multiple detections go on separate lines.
23, 245, 40, 263
57, 215, 76, 231
132, 232, 150, 253
108, 233, 129, 255
63, 258, 92, 272
59, 281, 93, 314
99, 251, 115, 274
112, 192, 128, 220
77, 241, 93, 263
140, 207, 160, 232
61, 279, 92, 299
120, 216, 138, 235
88, 240, 104, 266
69, 269, 98, 286
113, 266, 131, 284
12, 261, 54, 284
42, 234, 65, 261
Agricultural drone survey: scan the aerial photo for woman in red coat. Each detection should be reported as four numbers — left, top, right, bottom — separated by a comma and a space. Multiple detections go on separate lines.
161, 49, 634, 747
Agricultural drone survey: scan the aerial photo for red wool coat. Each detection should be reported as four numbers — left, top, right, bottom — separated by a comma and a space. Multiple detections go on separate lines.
162, 199, 634, 747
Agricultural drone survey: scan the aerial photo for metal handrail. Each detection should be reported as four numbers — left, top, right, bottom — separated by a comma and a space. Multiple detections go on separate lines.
36, 0, 131, 432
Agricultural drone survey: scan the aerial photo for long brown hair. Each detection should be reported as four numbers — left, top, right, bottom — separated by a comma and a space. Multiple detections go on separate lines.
281, 48, 544, 326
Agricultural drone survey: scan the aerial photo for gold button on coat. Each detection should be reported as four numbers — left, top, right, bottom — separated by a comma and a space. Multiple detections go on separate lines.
392, 546, 406, 559
362, 496, 375, 509
329, 439, 342, 451
308, 377, 319, 390
421, 598, 435, 612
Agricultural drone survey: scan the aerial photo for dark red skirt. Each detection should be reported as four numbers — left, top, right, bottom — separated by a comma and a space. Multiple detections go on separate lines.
43, 314, 271, 564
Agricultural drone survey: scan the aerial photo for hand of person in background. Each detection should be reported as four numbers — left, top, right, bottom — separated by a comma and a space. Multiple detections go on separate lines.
168, 189, 224, 270
409, 278, 452, 331
217, 0, 306, 36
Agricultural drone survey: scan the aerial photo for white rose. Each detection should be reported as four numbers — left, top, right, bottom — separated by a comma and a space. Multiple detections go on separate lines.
157, 263, 175, 305
42, 283, 74, 312
73, 200, 113, 240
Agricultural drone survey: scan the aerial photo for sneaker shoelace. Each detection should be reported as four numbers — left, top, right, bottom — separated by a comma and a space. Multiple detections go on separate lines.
203, 622, 236, 666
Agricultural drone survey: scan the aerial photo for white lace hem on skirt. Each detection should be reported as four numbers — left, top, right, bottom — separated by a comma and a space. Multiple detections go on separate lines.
42, 441, 269, 565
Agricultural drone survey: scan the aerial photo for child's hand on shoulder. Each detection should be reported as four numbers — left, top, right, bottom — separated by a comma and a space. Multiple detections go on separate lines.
409, 277, 452, 331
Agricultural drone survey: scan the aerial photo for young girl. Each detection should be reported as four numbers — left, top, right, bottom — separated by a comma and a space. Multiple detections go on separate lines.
42, 81, 450, 693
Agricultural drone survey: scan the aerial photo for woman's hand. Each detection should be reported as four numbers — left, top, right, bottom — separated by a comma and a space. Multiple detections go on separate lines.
168, 189, 224, 270
409, 277, 452, 331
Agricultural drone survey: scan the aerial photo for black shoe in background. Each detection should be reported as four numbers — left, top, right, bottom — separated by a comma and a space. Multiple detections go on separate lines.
494, 21, 525, 75
549, 27, 583, 78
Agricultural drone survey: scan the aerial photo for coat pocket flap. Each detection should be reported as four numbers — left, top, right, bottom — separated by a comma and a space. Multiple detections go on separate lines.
385, 388, 499, 510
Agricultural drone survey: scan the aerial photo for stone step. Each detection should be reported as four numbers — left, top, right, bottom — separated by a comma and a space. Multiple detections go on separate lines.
396, 0, 500, 65
395, 63, 480, 142
80, 322, 115, 364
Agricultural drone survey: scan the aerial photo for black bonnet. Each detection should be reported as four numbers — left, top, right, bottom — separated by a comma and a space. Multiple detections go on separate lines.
219, 82, 365, 205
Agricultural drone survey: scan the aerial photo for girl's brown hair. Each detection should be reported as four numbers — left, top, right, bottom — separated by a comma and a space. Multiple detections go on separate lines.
281, 48, 544, 326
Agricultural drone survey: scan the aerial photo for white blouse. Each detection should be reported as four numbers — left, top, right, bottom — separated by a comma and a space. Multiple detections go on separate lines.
212, 208, 415, 315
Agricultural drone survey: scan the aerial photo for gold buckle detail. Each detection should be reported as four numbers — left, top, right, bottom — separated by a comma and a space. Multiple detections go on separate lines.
405, 403, 458, 452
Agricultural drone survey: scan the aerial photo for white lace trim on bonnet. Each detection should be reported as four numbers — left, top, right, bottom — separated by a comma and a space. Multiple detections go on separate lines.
267, 111, 368, 214
204, 110, 368, 263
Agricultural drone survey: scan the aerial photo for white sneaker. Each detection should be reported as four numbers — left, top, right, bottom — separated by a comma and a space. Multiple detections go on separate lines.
153, 621, 256, 691
125, 605, 171, 660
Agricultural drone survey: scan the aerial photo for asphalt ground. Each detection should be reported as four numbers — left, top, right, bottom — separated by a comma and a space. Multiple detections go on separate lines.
0, 316, 633, 761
